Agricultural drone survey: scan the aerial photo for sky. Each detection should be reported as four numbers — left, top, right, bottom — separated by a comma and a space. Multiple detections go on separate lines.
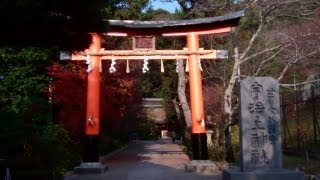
151, 0, 180, 13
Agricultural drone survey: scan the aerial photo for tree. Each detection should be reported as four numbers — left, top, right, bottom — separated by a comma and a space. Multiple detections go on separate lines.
0, 48, 82, 177
167, 0, 320, 161
223, 0, 319, 123
151, 8, 176, 20
200, 0, 319, 161
177, 59, 192, 127
0, 1, 128, 177
108, 0, 153, 20
0, 0, 108, 48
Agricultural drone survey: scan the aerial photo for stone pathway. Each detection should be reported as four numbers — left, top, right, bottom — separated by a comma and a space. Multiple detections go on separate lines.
64, 139, 222, 180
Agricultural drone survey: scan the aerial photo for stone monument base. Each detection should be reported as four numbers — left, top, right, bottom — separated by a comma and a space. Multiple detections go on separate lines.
74, 162, 108, 174
185, 160, 219, 174
223, 168, 305, 180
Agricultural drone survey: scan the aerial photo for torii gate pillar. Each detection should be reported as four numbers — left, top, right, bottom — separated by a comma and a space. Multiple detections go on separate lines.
84, 33, 101, 162
187, 33, 209, 160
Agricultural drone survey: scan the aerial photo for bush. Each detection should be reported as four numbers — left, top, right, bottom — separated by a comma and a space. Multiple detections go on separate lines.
208, 145, 226, 162
207, 125, 240, 163
182, 130, 192, 157
137, 118, 159, 140
100, 134, 127, 155
0, 123, 81, 180
34, 124, 81, 177
230, 125, 240, 163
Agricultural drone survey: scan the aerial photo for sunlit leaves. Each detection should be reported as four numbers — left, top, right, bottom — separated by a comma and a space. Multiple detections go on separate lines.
0, 48, 49, 114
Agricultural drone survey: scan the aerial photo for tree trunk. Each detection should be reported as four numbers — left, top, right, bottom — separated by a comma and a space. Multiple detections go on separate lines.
172, 98, 181, 120
215, 123, 220, 146
222, 45, 240, 162
177, 59, 192, 128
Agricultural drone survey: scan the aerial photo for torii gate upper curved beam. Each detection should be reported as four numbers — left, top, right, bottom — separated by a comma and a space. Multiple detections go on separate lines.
105, 10, 244, 37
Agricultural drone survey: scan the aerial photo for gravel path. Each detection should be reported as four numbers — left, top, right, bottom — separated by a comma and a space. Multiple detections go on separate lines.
64, 139, 222, 180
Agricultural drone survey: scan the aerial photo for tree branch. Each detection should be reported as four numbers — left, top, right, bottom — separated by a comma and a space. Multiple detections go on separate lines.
240, 44, 282, 64
254, 47, 283, 75
239, 14, 265, 61
277, 50, 320, 81
281, 79, 320, 87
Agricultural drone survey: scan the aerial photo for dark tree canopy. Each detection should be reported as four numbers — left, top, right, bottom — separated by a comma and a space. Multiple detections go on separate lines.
0, 0, 108, 49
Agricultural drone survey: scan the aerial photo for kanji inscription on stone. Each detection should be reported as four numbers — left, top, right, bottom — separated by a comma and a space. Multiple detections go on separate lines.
239, 77, 282, 171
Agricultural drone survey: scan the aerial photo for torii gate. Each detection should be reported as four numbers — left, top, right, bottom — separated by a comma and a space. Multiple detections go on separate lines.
61, 10, 244, 164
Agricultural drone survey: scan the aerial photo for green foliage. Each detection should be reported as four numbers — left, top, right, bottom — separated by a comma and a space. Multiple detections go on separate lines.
239, 7, 260, 34
0, 48, 49, 115
282, 98, 320, 154
0, 114, 80, 178
137, 118, 159, 140
138, 61, 177, 99
206, 125, 240, 163
32, 124, 80, 177
137, 27, 182, 99
100, 134, 127, 154
151, 8, 176, 20
230, 125, 240, 163
0, 111, 30, 158
0, 47, 80, 178
0, 48, 48, 63
181, 130, 193, 157
0, 66, 47, 114
283, 154, 320, 175
208, 144, 226, 162
107, 0, 153, 20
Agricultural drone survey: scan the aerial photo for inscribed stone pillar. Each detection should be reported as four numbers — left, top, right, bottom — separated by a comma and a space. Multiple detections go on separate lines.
223, 77, 305, 180
239, 77, 282, 171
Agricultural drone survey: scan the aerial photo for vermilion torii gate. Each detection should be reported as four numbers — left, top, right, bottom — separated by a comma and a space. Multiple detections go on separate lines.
61, 10, 244, 164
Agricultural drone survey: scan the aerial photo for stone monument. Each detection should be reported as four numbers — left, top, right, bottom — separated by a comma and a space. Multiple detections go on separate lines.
223, 77, 305, 180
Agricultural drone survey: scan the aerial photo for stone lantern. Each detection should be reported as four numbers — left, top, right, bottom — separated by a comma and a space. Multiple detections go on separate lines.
205, 115, 214, 146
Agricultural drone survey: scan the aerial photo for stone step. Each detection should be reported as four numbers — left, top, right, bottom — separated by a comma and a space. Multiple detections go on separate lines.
185, 160, 219, 174
73, 162, 108, 174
